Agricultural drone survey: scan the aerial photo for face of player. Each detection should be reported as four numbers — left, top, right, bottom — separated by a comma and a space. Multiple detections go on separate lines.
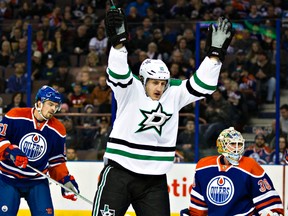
228, 142, 244, 154
37, 100, 59, 120
145, 79, 167, 101
224, 142, 244, 165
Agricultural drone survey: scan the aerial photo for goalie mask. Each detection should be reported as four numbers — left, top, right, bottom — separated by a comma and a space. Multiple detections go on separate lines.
139, 59, 170, 91
35, 85, 62, 120
217, 127, 245, 165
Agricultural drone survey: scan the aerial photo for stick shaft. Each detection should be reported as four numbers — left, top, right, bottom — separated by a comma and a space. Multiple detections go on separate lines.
27, 164, 93, 205
110, 0, 116, 8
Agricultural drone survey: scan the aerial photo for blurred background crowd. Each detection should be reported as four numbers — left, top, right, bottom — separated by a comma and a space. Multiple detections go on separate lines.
0, 0, 288, 163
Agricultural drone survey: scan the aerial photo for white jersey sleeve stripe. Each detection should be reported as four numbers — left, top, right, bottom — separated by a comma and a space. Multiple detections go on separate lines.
189, 56, 221, 94
253, 190, 282, 203
107, 70, 133, 88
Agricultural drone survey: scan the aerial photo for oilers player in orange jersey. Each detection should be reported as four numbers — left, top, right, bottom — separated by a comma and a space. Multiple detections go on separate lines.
0, 85, 79, 216
181, 127, 284, 216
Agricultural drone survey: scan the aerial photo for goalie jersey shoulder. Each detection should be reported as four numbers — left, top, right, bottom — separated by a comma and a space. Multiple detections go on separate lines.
196, 155, 265, 177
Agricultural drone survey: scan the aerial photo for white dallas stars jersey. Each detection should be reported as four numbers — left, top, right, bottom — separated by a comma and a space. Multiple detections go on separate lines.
104, 46, 222, 175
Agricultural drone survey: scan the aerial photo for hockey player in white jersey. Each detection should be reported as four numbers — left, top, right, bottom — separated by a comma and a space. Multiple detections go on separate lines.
92, 7, 235, 216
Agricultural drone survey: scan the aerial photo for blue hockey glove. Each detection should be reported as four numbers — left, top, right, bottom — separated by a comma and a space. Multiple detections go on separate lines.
59, 175, 79, 201
4, 145, 28, 168
205, 16, 235, 62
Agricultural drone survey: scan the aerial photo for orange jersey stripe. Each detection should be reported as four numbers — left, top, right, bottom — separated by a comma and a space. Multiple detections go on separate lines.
256, 197, 283, 209
188, 207, 207, 216
0, 166, 29, 179
191, 196, 206, 206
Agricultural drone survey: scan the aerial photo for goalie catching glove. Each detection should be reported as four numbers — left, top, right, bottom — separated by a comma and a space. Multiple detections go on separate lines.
59, 175, 79, 201
205, 16, 235, 62
105, 8, 129, 47
4, 144, 28, 168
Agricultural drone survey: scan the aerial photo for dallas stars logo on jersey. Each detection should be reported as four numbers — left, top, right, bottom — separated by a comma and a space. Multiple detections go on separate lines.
136, 103, 172, 135
100, 204, 115, 216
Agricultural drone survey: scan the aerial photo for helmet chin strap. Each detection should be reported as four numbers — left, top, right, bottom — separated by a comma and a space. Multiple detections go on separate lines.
34, 102, 48, 121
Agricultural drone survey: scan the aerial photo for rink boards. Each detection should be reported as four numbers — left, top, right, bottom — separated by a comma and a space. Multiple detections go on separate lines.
18, 162, 287, 216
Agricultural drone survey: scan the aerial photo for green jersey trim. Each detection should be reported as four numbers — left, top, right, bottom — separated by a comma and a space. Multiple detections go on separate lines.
106, 148, 174, 161
108, 68, 131, 79
193, 73, 217, 91
170, 79, 182, 86
133, 74, 140, 80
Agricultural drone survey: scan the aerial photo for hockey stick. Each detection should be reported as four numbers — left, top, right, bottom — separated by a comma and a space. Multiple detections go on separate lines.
27, 164, 93, 205
109, 0, 116, 9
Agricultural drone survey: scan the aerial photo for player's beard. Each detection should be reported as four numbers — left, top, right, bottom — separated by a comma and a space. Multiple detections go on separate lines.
44, 111, 54, 119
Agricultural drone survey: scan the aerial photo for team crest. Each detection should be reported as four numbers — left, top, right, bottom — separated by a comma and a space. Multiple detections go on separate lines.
100, 204, 115, 216
136, 103, 172, 135
206, 175, 234, 206
19, 132, 47, 161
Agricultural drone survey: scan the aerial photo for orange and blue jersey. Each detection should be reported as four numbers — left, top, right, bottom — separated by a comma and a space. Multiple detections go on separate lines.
244, 144, 271, 164
188, 155, 284, 216
0, 107, 68, 187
